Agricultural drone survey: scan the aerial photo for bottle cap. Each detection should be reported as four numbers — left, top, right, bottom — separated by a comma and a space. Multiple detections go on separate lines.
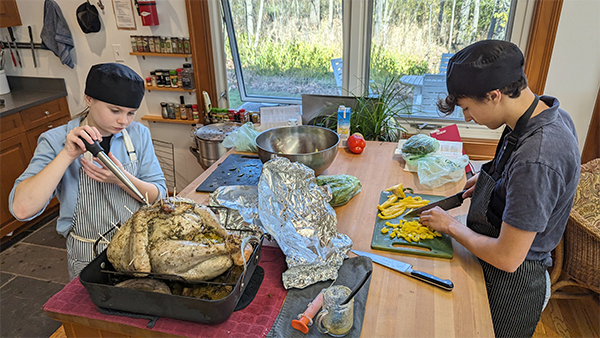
177, 68, 183, 72
180, 96, 185, 104
170, 70, 177, 75
183, 63, 192, 68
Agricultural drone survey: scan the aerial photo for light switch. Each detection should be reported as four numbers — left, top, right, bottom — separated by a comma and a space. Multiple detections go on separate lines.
112, 44, 124, 62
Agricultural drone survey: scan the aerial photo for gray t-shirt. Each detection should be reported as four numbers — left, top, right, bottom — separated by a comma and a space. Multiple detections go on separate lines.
491, 95, 580, 266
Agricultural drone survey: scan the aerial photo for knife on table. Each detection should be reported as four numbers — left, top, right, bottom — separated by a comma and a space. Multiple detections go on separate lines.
7, 27, 22, 67
351, 250, 454, 291
404, 189, 467, 218
28, 26, 36, 68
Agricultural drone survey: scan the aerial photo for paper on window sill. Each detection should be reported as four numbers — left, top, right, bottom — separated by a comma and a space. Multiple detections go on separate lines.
395, 139, 464, 172
259, 105, 302, 130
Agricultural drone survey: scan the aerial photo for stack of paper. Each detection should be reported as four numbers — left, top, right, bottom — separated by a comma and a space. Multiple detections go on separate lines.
258, 105, 302, 130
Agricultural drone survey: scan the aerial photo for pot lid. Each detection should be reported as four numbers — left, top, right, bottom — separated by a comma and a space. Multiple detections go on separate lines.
195, 123, 241, 141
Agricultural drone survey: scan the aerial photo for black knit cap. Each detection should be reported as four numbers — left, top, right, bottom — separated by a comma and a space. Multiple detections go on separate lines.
446, 40, 525, 97
84, 63, 145, 109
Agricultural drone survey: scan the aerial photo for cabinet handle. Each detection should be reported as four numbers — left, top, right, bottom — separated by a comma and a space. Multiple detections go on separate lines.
48, 124, 53, 128
44, 111, 50, 116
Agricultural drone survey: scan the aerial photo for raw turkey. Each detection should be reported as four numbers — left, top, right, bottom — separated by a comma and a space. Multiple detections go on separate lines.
107, 197, 252, 282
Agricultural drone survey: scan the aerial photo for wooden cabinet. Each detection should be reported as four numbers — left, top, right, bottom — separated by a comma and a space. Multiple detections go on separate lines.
1, 96, 70, 240
0, 0, 22, 28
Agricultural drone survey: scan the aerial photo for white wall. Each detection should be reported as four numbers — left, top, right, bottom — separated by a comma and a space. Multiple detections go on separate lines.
6, 0, 203, 189
544, 0, 600, 152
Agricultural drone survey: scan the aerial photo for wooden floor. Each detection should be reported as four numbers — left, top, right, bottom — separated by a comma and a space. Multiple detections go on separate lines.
534, 293, 599, 338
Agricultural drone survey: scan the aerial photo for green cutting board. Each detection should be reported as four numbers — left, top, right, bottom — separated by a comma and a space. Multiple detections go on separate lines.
370, 191, 454, 259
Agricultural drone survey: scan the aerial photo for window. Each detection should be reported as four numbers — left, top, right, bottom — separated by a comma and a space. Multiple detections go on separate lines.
221, 0, 517, 123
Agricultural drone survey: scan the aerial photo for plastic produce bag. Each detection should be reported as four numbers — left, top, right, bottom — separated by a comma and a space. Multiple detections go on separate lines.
222, 122, 260, 152
416, 154, 469, 189
401, 134, 440, 166
316, 174, 362, 207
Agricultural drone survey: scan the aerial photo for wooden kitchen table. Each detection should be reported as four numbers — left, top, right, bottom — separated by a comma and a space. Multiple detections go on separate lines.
180, 141, 495, 338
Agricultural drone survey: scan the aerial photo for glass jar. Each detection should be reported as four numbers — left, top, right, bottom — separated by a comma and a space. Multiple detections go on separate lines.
185, 104, 193, 121
150, 71, 157, 87
316, 286, 354, 337
181, 63, 195, 89
177, 38, 184, 54
155, 70, 163, 87
169, 70, 178, 88
191, 104, 199, 120
160, 36, 166, 53
183, 38, 191, 54
179, 96, 187, 120
148, 36, 155, 53
130, 36, 137, 52
167, 103, 176, 119
142, 36, 150, 52
172, 37, 179, 53
160, 102, 169, 119
136, 36, 144, 52
145, 77, 152, 87
154, 36, 161, 52
165, 37, 172, 53
176, 68, 183, 88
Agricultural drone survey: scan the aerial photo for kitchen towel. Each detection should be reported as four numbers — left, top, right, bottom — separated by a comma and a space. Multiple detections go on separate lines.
266, 256, 373, 338
43, 246, 288, 338
41, 0, 74, 68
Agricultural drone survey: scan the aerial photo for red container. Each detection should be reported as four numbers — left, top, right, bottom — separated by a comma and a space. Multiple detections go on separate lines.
138, 0, 159, 26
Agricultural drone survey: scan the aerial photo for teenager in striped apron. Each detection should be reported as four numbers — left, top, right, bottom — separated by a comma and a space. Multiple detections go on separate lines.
9, 63, 167, 280
419, 41, 580, 337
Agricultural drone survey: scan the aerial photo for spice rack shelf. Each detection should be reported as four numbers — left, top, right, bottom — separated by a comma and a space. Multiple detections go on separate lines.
130, 52, 192, 61
145, 85, 195, 94
141, 114, 201, 125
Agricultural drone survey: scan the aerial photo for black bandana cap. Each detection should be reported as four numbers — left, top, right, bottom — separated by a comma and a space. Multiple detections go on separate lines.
84, 63, 145, 109
446, 40, 525, 97
76, 2, 101, 34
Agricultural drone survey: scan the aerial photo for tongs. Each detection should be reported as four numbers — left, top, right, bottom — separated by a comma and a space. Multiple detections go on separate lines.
79, 136, 149, 205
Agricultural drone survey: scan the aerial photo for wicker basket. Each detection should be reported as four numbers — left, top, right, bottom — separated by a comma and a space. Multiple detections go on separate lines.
552, 158, 600, 296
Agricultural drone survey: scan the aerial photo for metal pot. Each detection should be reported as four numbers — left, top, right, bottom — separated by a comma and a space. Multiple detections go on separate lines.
190, 123, 241, 169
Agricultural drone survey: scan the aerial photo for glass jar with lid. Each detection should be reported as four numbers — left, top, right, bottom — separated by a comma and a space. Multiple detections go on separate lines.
181, 63, 195, 89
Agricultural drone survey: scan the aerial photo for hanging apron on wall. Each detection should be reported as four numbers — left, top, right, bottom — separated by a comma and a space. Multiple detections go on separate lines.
466, 95, 548, 338
67, 125, 142, 280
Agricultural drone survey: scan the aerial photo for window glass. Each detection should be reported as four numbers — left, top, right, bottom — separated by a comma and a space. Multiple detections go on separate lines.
222, 0, 343, 108
370, 0, 515, 120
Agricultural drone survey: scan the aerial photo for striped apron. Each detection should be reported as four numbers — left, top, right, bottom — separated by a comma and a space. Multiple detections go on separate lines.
67, 128, 142, 280
466, 96, 548, 338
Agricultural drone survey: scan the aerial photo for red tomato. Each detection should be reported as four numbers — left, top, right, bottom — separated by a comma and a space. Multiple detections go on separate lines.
348, 133, 366, 154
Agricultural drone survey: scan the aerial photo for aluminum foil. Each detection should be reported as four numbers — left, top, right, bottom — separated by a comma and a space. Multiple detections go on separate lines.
258, 157, 353, 289
209, 185, 263, 240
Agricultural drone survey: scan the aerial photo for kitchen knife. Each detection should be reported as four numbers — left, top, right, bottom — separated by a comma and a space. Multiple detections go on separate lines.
7, 27, 22, 67
350, 250, 454, 291
404, 190, 467, 218
79, 135, 149, 206
4, 34, 17, 66
27, 26, 36, 68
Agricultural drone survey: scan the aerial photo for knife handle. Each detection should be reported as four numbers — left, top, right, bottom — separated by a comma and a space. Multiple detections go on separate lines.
28, 26, 33, 41
78, 135, 103, 156
8, 27, 15, 41
410, 270, 454, 291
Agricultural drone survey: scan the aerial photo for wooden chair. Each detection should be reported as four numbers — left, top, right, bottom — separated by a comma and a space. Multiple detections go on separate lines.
550, 158, 600, 298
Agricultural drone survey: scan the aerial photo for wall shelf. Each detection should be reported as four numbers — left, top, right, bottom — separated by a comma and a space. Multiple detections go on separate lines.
142, 114, 201, 125
145, 85, 195, 94
130, 52, 192, 61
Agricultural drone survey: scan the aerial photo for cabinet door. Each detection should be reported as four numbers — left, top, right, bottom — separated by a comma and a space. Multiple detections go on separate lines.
21, 97, 70, 130
0, 0, 22, 28
0, 133, 32, 232
0, 113, 26, 141
26, 116, 70, 150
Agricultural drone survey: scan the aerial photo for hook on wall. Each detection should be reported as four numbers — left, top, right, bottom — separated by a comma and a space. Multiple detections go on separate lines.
97, 0, 105, 10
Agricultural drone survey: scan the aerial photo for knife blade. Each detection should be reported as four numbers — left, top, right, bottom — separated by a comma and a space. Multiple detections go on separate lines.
351, 250, 453, 290
404, 190, 467, 218
28, 26, 36, 68
4, 34, 17, 67
7, 27, 22, 67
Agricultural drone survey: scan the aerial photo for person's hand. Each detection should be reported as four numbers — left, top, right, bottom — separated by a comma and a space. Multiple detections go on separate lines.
81, 152, 127, 185
63, 126, 103, 161
419, 206, 458, 234
462, 172, 479, 199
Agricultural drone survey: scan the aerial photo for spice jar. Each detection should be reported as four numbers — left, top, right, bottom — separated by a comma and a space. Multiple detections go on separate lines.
154, 36, 161, 52
165, 37, 172, 53
172, 37, 180, 53
167, 103, 176, 119
183, 38, 191, 54
169, 70, 178, 88
150, 71, 157, 87
185, 104, 193, 121
130, 36, 137, 52
142, 36, 150, 52
148, 37, 155, 53
176, 68, 183, 88
155, 70, 163, 87
160, 102, 169, 119
177, 38, 184, 54
145, 77, 152, 87
191, 104, 200, 120
179, 96, 187, 120
160, 36, 166, 53
136, 36, 144, 52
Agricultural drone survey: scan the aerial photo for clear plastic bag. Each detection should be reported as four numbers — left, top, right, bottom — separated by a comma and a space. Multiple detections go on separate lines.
401, 134, 440, 166
416, 154, 469, 189
222, 122, 260, 152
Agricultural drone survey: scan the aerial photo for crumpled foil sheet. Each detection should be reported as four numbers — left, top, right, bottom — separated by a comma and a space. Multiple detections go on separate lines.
258, 157, 353, 289
209, 157, 353, 289
209, 185, 264, 240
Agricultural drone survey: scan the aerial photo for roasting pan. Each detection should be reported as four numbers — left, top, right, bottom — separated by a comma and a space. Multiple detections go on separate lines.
79, 236, 263, 324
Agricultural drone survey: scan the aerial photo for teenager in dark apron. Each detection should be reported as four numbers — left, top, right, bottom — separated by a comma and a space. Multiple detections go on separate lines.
466, 95, 547, 337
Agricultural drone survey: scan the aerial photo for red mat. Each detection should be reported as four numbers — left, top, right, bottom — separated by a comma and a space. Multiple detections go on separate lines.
43, 246, 288, 338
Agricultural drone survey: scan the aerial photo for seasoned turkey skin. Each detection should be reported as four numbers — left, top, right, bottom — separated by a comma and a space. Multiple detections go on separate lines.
107, 197, 251, 282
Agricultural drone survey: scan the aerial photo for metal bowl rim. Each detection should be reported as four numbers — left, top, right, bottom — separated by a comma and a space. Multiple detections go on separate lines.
254, 125, 340, 156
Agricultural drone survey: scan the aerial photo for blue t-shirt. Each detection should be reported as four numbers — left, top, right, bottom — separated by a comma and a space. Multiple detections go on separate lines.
490, 96, 580, 266
9, 117, 167, 237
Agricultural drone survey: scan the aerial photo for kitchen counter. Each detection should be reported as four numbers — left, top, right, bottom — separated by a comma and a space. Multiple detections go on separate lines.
44, 141, 494, 337
0, 76, 67, 117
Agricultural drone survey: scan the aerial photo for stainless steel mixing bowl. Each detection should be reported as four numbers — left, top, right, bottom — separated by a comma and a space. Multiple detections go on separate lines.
255, 125, 340, 175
